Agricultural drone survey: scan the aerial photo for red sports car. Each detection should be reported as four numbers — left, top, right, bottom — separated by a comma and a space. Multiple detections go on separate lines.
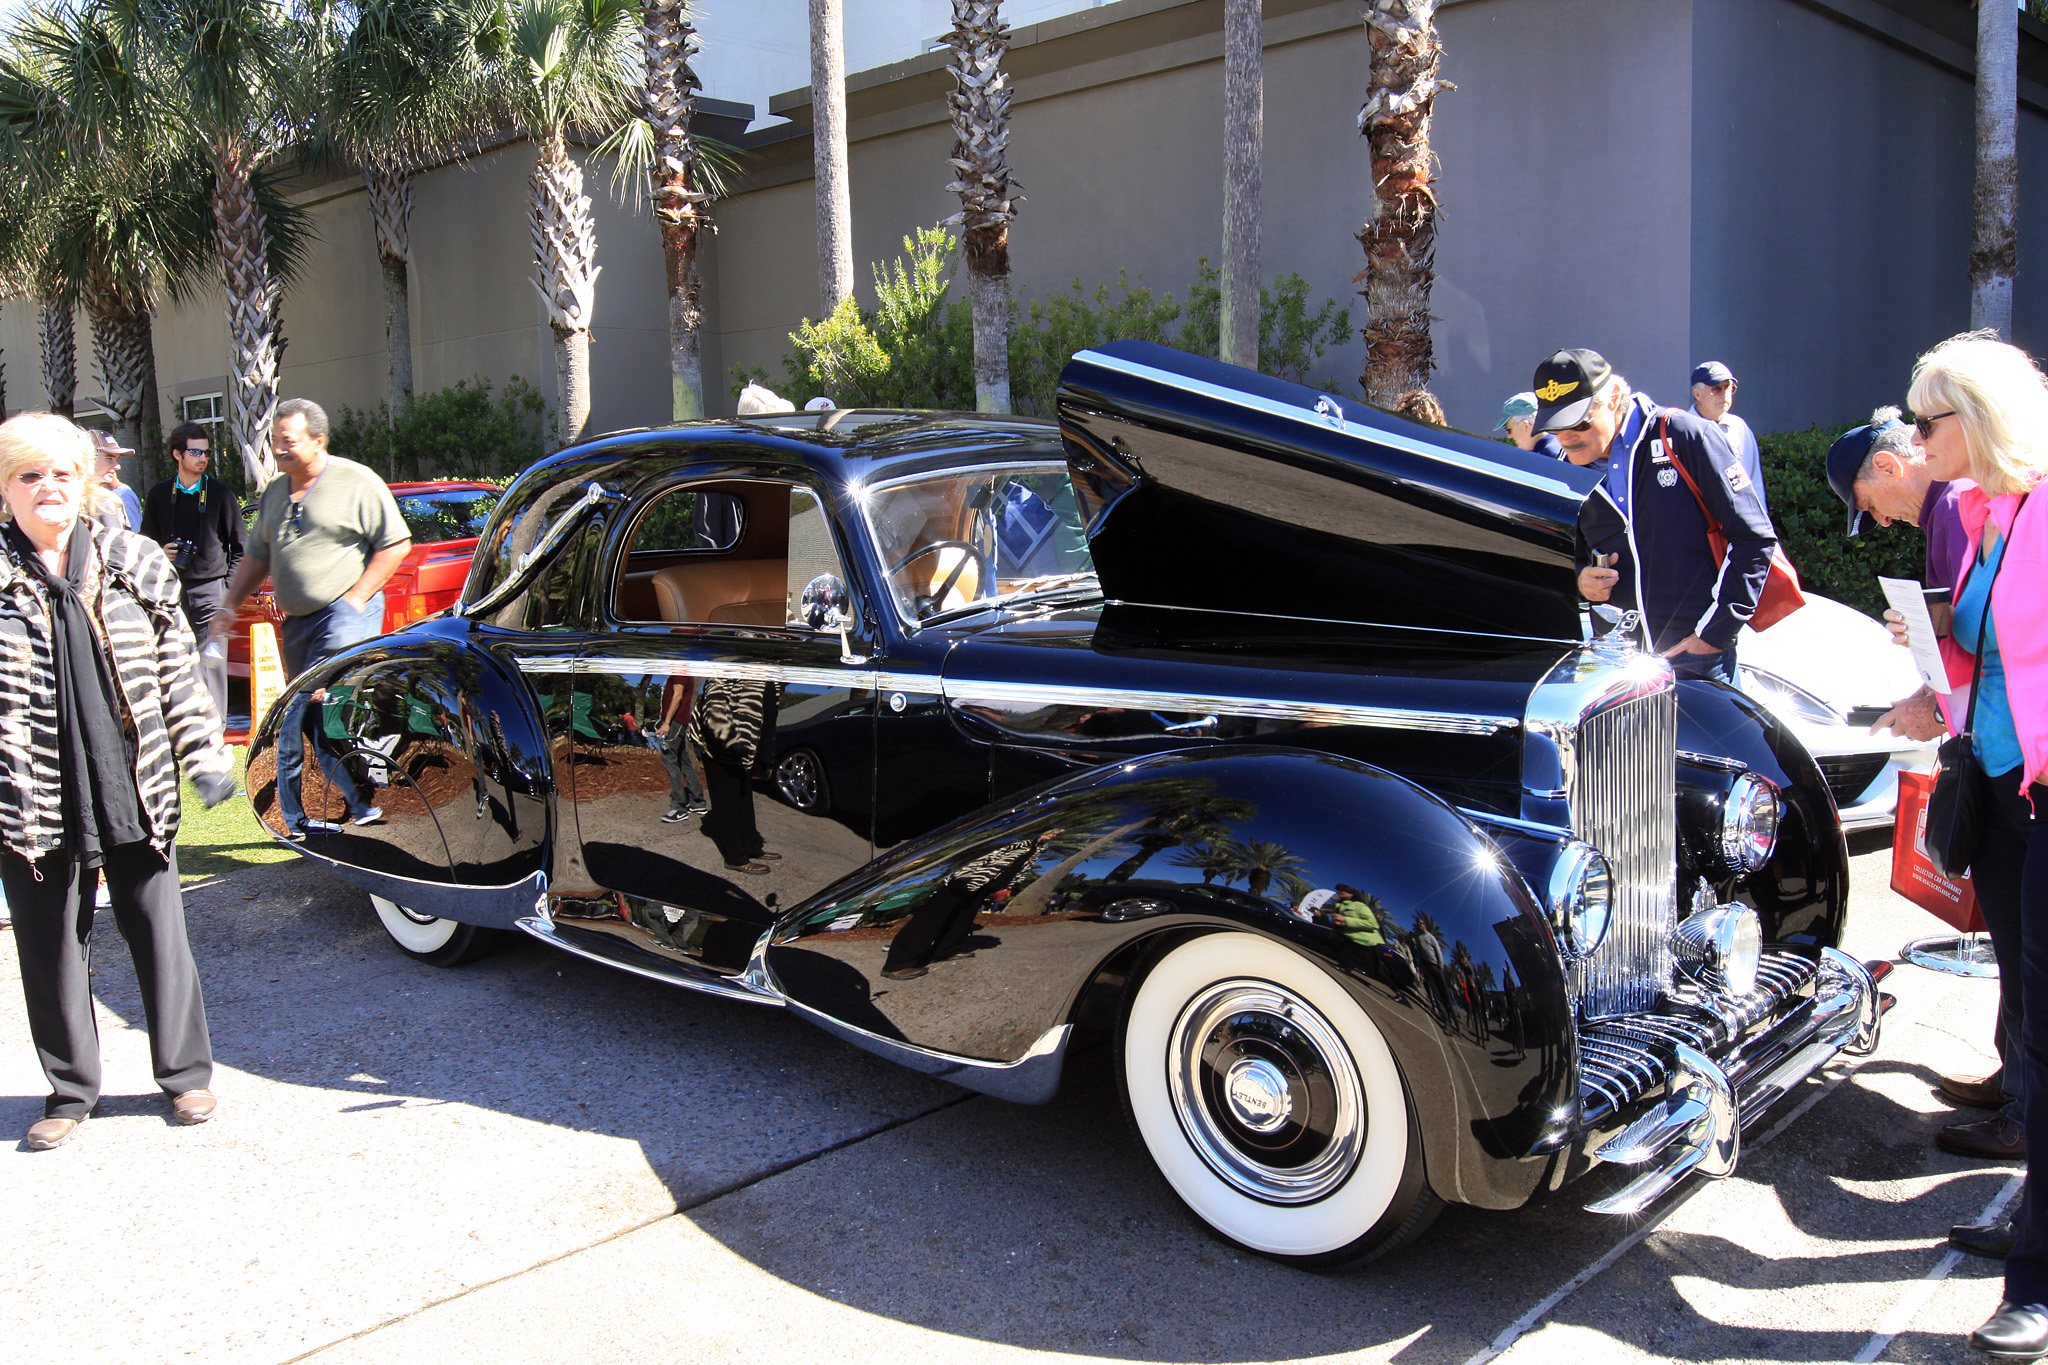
226, 480, 501, 736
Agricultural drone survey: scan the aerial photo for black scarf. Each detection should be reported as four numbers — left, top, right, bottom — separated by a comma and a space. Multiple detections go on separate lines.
7, 519, 146, 864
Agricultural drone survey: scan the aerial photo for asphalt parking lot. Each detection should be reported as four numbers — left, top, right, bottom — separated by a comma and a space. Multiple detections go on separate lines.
0, 830, 2024, 1365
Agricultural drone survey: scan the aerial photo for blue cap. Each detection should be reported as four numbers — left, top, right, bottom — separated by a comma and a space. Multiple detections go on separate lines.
1691, 361, 1736, 388
1495, 392, 1537, 431
1826, 417, 1906, 536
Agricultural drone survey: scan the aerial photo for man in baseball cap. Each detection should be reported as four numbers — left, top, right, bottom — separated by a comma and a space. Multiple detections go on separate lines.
1495, 392, 1562, 458
89, 429, 142, 531
1690, 362, 1767, 515
1533, 346, 1778, 684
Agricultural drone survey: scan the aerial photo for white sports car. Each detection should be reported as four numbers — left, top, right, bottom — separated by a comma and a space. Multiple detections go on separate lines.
1738, 592, 1936, 831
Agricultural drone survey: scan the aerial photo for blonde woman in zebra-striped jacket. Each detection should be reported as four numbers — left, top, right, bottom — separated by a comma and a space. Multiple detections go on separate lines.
0, 413, 237, 1151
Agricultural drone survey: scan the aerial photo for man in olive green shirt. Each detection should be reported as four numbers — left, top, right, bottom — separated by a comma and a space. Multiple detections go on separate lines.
214, 399, 411, 836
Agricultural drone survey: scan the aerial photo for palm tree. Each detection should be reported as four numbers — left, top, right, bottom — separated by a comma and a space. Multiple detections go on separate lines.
634, 0, 712, 419
328, 0, 491, 418
1356, 0, 1448, 405
475, 0, 641, 448
39, 293, 74, 417
809, 0, 852, 312
941, 0, 1017, 413
1220, 0, 1260, 371
90, 0, 327, 488
1973, 0, 2017, 337
1214, 835, 1307, 901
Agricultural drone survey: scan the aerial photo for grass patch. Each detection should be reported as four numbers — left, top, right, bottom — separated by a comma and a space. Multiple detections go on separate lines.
175, 748, 298, 885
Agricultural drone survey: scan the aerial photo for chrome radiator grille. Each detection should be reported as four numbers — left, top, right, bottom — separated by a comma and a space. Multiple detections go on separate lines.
1573, 688, 1679, 1016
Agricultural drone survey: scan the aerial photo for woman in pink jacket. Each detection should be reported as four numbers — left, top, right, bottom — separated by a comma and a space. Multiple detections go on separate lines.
1896, 333, 2048, 1359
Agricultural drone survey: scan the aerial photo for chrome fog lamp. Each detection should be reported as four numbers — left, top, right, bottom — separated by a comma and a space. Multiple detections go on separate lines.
1675, 884, 1764, 997
1721, 773, 1781, 872
1547, 841, 1614, 955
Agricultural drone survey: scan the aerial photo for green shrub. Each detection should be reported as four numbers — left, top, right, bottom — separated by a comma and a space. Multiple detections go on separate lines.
336, 376, 549, 483
1758, 423, 1923, 618
734, 228, 1354, 417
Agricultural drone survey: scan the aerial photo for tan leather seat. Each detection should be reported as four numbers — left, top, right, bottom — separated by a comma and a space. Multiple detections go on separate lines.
650, 560, 788, 626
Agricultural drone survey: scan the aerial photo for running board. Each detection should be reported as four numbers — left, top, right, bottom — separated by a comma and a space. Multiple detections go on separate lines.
516, 917, 784, 1007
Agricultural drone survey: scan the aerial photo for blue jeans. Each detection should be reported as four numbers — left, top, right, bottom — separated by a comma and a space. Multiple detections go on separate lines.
275, 594, 383, 832
1670, 644, 1738, 686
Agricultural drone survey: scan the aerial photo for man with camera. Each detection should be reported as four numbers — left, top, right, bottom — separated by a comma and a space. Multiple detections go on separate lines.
141, 422, 244, 723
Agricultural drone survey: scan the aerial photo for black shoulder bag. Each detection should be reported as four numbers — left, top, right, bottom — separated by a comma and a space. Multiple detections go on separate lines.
1926, 495, 2028, 878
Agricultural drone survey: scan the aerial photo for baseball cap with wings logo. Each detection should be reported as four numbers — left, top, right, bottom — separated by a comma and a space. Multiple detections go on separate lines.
1530, 348, 1613, 432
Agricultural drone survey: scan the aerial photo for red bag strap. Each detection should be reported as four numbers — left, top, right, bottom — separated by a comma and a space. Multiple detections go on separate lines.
1659, 411, 1724, 542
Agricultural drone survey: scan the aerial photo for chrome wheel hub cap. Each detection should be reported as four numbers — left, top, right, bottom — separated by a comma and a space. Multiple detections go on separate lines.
1167, 980, 1366, 1204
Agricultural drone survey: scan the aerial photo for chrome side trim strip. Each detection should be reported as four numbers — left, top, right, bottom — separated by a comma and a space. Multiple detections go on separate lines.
945, 678, 1518, 736
1074, 348, 1588, 502
512, 654, 943, 696
516, 917, 785, 1007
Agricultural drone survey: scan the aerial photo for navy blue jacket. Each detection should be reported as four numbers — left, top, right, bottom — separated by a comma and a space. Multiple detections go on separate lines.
1576, 395, 1777, 652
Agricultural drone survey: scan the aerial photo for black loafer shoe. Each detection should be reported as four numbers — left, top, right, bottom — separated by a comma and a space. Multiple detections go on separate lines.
1940, 1115, 2027, 1159
1970, 1300, 2048, 1358
1952, 1217, 2018, 1259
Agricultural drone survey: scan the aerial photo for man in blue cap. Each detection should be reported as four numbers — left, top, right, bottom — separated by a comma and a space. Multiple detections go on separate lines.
1826, 408, 2016, 1172
1532, 347, 1777, 684
1690, 362, 1767, 515
1495, 392, 1564, 459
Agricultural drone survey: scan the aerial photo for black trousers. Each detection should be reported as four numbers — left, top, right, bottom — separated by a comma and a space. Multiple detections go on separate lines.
179, 577, 228, 727
883, 882, 983, 973
5, 841, 211, 1120
1975, 776, 2034, 1124
699, 758, 763, 866
1984, 773, 2048, 1306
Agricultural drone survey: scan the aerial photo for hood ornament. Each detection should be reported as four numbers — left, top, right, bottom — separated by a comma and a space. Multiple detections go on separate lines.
1313, 394, 1344, 428
1587, 605, 1644, 655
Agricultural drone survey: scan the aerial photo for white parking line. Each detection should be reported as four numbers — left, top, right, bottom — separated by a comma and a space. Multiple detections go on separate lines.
1851, 1173, 2025, 1363
1462, 1062, 1861, 1365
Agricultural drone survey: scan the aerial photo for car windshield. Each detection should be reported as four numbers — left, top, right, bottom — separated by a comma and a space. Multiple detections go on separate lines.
864, 463, 1095, 624
395, 487, 500, 545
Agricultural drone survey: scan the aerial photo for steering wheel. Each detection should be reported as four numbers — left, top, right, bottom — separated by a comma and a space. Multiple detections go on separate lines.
886, 540, 991, 616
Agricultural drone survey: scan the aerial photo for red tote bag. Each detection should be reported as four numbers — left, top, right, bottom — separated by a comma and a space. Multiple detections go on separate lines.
1892, 770, 1985, 932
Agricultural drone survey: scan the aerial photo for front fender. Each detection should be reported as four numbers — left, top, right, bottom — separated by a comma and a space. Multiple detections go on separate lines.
1675, 679, 1849, 951
766, 746, 1574, 1210
248, 629, 552, 928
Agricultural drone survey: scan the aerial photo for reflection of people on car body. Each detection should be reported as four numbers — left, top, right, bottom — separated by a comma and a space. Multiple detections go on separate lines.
881, 828, 1063, 981
217, 399, 412, 837
687, 675, 781, 874
657, 672, 710, 823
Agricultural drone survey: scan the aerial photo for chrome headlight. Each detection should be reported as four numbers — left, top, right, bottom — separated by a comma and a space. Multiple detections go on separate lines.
1676, 882, 1763, 997
1722, 773, 1781, 872
1547, 840, 1614, 955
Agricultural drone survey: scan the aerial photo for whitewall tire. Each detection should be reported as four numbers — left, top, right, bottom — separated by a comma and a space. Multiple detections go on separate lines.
369, 895, 507, 968
1120, 932, 1437, 1266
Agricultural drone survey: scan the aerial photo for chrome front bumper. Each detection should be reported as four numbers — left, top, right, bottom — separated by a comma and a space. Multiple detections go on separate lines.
1575, 948, 1881, 1215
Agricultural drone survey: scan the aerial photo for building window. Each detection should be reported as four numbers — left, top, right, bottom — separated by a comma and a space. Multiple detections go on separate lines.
180, 393, 225, 448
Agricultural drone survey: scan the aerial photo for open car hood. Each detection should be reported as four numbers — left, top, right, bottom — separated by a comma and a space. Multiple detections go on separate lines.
1056, 342, 1605, 644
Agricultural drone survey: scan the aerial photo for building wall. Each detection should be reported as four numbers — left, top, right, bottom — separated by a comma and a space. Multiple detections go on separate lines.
1689, 0, 2048, 433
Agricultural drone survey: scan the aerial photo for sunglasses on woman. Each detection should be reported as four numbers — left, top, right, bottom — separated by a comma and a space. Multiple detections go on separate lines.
15, 468, 80, 487
1914, 410, 1956, 439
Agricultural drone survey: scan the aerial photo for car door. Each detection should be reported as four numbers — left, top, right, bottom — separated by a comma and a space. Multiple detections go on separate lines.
561, 474, 879, 974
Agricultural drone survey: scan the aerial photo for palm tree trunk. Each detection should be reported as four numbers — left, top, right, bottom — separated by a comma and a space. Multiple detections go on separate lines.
529, 129, 600, 448
39, 294, 75, 418
1356, 0, 1447, 406
138, 322, 162, 484
641, 0, 711, 420
1221, 0, 1262, 371
86, 281, 152, 456
211, 139, 281, 487
1973, 0, 2017, 338
809, 0, 854, 312
366, 160, 415, 414
944, 0, 1017, 413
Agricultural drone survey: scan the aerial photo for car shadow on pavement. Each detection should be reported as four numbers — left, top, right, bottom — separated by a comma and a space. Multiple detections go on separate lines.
0, 856, 2014, 1365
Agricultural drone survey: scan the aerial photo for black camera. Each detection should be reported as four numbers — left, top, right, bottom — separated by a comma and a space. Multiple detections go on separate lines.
164, 539, 191, 570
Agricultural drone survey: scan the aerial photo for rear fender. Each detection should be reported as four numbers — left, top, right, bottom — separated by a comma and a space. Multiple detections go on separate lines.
248, 633, 551, 928
766, 746, 1574, 1209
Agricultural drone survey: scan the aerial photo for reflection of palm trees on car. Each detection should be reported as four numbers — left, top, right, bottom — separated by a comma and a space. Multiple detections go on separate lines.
1099, 785, 1257, 884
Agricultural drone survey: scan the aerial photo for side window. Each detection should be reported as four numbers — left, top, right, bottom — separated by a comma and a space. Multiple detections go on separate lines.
616, 479, 850, 631
786, 487, 851, 630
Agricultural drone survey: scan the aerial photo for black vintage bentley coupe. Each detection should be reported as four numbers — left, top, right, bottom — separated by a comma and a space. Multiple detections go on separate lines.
250, 341, 1878, 1266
